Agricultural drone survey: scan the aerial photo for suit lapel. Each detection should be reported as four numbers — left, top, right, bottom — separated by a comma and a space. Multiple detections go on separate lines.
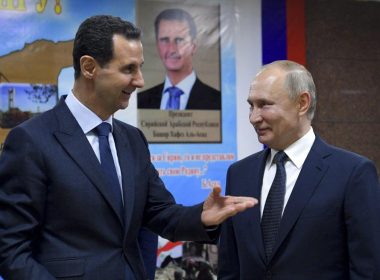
269, 137, 330, 262
186, 78, 202, 109
234, 149, 269, 265
151, 84, 164, 108
112, 122, 135, 232
52, 99, 124, 227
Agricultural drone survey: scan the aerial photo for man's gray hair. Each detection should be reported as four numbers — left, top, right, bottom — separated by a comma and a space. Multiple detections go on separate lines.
263, 60, 317, 120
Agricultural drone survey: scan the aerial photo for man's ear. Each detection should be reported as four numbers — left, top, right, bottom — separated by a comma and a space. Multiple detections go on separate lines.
80, 55, 96, 79
191, 39, 198, 55
298, 91, 311, 117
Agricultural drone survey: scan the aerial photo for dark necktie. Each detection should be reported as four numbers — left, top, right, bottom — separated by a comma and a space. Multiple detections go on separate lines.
261, 151, 288, 260
165, 86, 183, 110
94, 122, 123, 216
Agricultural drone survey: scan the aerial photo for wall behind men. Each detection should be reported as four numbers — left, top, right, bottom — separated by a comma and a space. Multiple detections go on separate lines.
306, 0, 380, 175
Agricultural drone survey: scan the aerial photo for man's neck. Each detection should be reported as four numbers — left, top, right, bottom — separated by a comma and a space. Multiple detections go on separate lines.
167, 69, 193, 86
72, 81, 111, 121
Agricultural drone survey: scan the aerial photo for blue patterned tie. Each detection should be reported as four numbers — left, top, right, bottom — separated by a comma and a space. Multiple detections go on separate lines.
94, 122, 123, 217
165, 86, 183, 110
261, 151, 288, 260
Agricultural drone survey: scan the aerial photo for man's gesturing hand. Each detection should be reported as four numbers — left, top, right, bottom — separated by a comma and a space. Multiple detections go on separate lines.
201, 186, 258, 226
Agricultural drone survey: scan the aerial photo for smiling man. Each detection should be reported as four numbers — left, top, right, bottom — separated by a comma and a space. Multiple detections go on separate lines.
218, 60, 380, 279
0, 15, 257, 280
137, 8, 221, 110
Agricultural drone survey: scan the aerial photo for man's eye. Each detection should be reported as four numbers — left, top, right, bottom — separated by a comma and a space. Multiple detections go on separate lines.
123, 66, 134, 74
175, 38, 184, 44
259, 101, 272, 108
159, 38, 169, 44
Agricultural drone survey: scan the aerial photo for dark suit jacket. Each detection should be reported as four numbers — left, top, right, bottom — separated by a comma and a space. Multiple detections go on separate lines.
137, 78, 221, 110
0, 97, 215, 280
138, 228, 158, 280
218, 136, 380, 280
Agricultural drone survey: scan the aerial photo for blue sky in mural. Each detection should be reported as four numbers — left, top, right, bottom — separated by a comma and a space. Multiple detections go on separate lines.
0, 0, 135, 56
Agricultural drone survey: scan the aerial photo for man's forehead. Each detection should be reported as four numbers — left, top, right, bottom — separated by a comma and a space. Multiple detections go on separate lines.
111, 36, 143, 60
250, 74, 277, 91
251, 68, 286, 89
158, 20, 190, 35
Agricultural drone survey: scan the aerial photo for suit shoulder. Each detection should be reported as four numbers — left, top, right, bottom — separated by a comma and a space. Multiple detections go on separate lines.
138, 83, 163, 96
229, 149, 267, 170
137, 83, 164, 109
187, 78, 221, 110
315, 137, 373, 164
311, 138, 378, 180
9, 106, 56, 134
195, 78, 220, 95
113, 118, 140, 134
330, 146, 375, 170
113, 119, 147, 143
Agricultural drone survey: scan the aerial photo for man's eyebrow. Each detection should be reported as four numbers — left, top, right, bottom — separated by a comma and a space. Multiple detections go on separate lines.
120, 62, 140, 72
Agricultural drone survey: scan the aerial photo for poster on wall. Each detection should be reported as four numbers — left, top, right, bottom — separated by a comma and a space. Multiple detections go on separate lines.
132, 0, 238, 208
136, 2, 221, 143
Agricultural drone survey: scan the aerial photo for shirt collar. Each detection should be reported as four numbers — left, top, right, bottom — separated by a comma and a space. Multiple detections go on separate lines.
163, 71, 196, 94
65, 91, 113, 134
269, 127, 315, 169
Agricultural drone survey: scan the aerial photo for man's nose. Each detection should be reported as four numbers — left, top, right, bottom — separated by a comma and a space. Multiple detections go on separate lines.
133, 70, 144, 88
168, 40, 178, 52
250, 108, 262, 124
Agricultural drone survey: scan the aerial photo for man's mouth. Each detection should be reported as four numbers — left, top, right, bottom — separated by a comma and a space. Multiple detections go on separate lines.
255, 127, 269, 135
166, 55, 180, 60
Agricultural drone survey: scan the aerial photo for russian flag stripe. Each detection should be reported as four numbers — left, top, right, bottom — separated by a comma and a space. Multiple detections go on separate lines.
262, 0, 306, 65
286, 0, 306, 65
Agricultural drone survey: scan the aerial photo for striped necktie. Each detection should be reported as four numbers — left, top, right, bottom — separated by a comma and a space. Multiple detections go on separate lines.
261, 151, 288, 260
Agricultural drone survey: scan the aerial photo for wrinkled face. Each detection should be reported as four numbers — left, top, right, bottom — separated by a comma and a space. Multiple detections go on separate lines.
156, 19, 196, 73
247, 68, 302, 150
94, 34, 144, 118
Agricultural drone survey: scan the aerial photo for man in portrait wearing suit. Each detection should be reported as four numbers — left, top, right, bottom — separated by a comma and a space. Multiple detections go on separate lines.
137, 8, 221, 110
0, 15, 257, 280
218, 60, 380, 279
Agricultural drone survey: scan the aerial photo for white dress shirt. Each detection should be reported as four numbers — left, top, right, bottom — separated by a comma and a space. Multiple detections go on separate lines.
159, 71, 196, 110
260, 127, 316, 217
65, 92, 123, 200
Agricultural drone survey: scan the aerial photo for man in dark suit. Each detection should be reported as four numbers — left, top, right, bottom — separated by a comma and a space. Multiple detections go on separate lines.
0, 15, 257, 280
137, 8, 221, 110
218, 60, 380, 279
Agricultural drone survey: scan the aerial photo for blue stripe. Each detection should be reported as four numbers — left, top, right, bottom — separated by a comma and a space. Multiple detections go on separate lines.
262, 0, 287, 64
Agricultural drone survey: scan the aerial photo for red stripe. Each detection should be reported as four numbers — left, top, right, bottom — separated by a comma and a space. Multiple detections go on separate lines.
156, 241, 183, 256
286, 0, 306, 65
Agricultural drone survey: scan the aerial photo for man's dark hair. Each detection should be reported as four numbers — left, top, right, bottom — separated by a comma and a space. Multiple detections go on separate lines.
154, 8, 197, 40
73, 15, 141, 80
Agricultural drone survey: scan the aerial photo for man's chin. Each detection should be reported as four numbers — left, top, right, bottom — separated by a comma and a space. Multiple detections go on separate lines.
258, 136, 271, 147
118, 101, 129, 110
